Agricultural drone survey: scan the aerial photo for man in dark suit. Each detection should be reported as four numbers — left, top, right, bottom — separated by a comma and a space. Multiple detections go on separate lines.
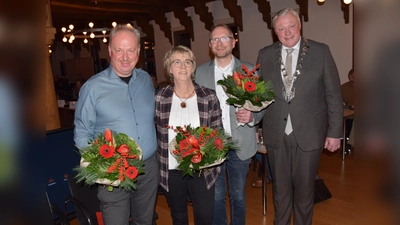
256, 8, 343, 225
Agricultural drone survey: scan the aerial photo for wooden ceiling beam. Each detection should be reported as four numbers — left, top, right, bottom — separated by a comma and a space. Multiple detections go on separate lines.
253, 0, 272, 29
133, 16, 155, 42
51, 0, 155, 13
341, 1, 350, 24
51, 10, 136, 27
169, 5, 194, 41
221, 0, 243, 31
51, 7, 138, 18
148, 10, 173, 45
188, 0, 214, 31
90, 0, 191, 8
295, 0, 309, 22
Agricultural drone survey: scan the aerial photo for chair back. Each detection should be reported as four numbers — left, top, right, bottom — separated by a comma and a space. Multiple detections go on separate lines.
66, 174, 101, 225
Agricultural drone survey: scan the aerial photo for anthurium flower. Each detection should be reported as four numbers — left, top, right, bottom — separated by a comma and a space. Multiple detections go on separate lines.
232, 72, 241, 81
105, 128, 113, 143
117, 144, 130, 156
244, 81, 256, 92
191, 152, 202, 164
125, 166, 139, 179
187, 135, 199, 149
99, 144, 115, 158
182, 148, 198, 158
232, 72, 242, 86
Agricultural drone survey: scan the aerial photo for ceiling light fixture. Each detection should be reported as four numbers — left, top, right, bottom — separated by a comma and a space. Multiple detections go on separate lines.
61, 22, 117, 44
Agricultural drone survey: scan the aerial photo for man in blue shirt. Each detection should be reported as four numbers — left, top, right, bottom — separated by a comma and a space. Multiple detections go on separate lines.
74, 24, 159, 225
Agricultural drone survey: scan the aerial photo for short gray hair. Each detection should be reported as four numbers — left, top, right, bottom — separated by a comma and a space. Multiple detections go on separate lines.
108, 24, 141, 46
272, 8, 301, 28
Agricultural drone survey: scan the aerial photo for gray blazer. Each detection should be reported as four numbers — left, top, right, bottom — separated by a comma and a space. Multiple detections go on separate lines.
195, 56, 265, 160
257, 38, 343, 151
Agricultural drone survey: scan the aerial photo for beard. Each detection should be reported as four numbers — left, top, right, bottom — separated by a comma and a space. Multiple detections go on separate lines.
213, 49, 231, 59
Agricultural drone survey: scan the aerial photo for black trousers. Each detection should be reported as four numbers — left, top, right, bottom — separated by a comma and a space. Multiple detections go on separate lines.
163, 170, 215, 225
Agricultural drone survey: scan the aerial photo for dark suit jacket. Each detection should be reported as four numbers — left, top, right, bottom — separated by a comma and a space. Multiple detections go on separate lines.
257, 38, 343, 151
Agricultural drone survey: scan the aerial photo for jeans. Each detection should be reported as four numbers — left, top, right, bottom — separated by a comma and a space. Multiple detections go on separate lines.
255, 152, 272, 181
212, 150, 251, 225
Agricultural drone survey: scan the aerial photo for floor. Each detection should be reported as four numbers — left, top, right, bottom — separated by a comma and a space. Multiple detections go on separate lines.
68, 147, 398, 225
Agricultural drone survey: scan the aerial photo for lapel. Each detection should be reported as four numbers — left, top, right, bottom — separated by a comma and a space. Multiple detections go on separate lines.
232, 56, 241, 70
273, 42, 285, 90
293, 38, 306, 88
203, 60, 216, 90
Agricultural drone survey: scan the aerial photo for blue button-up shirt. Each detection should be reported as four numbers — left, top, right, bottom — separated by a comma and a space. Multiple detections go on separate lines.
74, 65, 156, 160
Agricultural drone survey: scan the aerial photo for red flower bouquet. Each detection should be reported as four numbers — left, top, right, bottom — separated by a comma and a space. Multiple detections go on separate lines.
217, 64, 275, 111
169, 125, 235, 176
75, 128, 144, 191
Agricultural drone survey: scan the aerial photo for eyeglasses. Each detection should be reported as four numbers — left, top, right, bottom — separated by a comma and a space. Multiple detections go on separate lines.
171, 60, 193, 68
209, 36, 233, 44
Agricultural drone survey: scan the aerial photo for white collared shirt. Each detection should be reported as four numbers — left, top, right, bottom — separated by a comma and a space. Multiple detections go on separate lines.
214, 56, 235, 135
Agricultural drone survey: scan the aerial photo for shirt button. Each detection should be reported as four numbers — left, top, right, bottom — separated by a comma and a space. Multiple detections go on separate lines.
284, 118, 287, 121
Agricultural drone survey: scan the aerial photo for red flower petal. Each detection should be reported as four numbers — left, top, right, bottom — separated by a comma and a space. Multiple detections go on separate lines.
179, 139, 190, 151
232, 72, 240, 81
244, 81, 256, 92
187, 135, 199, 149
119, 167, 125, 181
214, 138, 224, 151
117, 144, 130, 155
105, 128, 113, 142
191, 153, 202, 164
242, 64, 248, 73
235, 79, 242, 86
125, 166, 138, 179
99, 144, 115, 158
107, 165, 116, 173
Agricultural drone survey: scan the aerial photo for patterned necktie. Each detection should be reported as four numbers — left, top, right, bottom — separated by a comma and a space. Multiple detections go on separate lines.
283, 48, 295, 102
285, 48, 294, 85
